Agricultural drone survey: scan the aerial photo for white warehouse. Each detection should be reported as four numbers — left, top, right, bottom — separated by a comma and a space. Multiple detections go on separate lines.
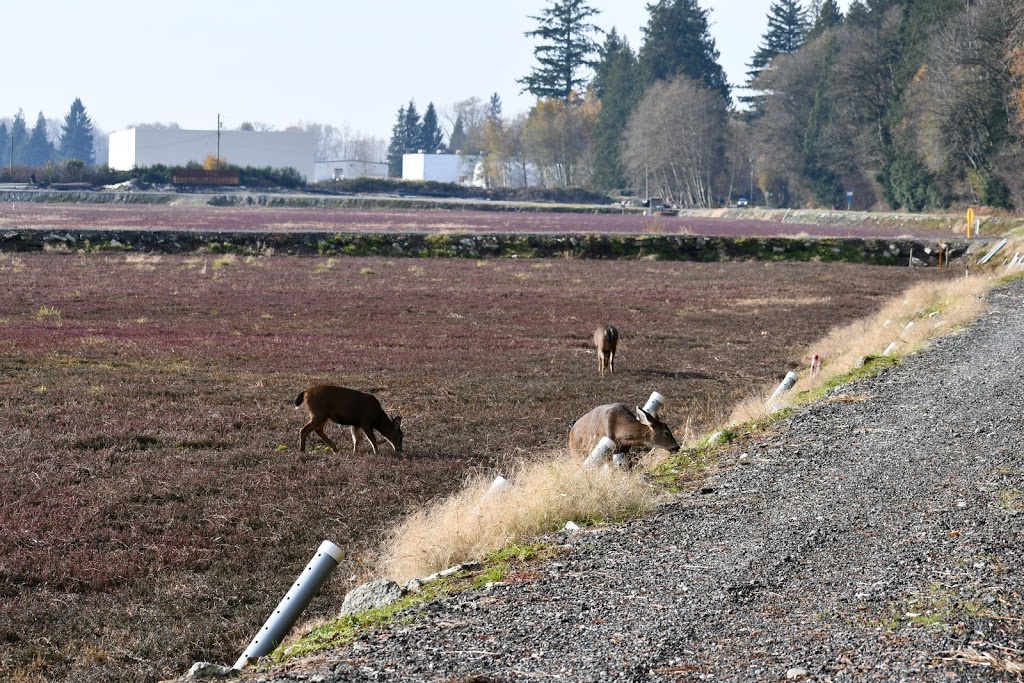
402, 152, 478, 184
108, 128, 317, 180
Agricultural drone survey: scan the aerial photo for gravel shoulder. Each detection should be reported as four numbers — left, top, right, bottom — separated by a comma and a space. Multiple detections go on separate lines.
251, 278, 1024, 682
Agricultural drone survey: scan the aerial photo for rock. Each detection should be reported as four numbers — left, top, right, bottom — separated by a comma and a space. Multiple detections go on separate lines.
565, 521, 581, 531
786, 667, 809, 679
340, 578, 404, 616
185, 661, 237, 679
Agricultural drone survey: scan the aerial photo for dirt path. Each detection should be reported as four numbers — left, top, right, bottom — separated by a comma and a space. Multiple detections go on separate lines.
248, 278, 1024, 682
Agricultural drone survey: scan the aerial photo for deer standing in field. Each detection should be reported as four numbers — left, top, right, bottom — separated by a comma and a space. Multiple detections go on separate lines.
569, 403, 680, 464
295, 385, 404, 456
594, 325, 619, 377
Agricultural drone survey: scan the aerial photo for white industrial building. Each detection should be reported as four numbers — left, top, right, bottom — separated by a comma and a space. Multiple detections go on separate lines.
402, 152, 480, 185
108, 128, 317, 180
313, 160, 388, 183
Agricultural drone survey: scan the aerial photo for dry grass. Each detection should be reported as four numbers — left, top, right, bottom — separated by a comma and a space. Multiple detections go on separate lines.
378, 451, 657, 583
727, 273, 991, 427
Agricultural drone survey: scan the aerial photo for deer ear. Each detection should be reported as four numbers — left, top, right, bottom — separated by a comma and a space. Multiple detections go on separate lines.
636, 406, 653, 426
393, 416, 402, 428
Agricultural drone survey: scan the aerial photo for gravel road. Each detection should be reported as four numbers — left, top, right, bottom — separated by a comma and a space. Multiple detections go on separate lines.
250, 278, 1024, 682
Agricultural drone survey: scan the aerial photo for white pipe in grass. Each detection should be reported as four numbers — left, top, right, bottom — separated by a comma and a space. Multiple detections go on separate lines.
642, 391, 665, 414
770, 371, 799, 399
583, 436, 616, 469
233, 540, 344, 671
484, 475, 510, 497
883, 341, 898, 356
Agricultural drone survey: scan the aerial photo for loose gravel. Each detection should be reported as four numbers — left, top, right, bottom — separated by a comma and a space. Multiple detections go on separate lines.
250, 278, 1024, 682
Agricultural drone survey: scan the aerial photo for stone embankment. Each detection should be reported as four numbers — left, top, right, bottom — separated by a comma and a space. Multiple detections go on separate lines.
0, 228, 967, 266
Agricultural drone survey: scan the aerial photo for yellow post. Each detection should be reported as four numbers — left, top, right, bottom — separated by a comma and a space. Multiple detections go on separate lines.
967, 208, 975, 238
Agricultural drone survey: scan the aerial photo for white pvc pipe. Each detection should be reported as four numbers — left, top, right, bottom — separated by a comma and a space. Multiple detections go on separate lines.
642, 391, 665, 414
583, 436, 616, 468
484, 475, 510, 497
883, 341, 897, 356
233, 540, 344, 670
770, 371, 798, 399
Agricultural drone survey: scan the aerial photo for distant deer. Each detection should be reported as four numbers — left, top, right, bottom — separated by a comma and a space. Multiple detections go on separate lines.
569, 403, 680, 462
594, 325, 619, 377
295, 385, 403, 456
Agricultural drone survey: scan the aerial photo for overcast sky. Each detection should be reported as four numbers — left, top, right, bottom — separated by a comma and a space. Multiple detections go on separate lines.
9, 1, 850, 141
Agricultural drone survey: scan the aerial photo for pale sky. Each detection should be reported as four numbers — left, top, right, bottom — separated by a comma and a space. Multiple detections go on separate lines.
8, 1, 850, 141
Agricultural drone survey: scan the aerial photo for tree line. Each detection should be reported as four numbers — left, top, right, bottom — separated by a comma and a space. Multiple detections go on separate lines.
388, 0, 1024, 213
0, 98, 96, 170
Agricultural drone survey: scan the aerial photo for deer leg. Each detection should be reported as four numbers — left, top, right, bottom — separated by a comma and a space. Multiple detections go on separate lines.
598, 353, 605, 377
363, 430, 380, 456
313, 424, 339, 453
609, 349, 615, 374
350, 427, 363, 453
299, 418, 324, 452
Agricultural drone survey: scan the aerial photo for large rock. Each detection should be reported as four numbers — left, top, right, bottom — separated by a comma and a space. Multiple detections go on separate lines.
340, 578, 404, 616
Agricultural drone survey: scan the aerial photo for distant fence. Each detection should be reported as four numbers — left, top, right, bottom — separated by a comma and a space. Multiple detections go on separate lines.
171, 169, 240, 186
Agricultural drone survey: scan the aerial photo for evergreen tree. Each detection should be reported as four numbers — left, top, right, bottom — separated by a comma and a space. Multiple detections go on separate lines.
747, 1, 810, 83
402, 100, 422, 151
24, 112, 54, 167
58, 97, 95, 165
0, 123, 8, 169
518, 0, 602, 101
448, 116, 468, 153
638, 0, 730, 101
591, 33, 642, 191
10, 110, 28, 166
487, 93, 503, 121
386, 105, 407, 177
807, 0, 843, 40
420, 103, 445, 153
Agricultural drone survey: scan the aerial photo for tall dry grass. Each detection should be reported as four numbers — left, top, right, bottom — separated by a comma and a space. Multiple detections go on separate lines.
378, 451, 657, 583
727, 273, 992, 426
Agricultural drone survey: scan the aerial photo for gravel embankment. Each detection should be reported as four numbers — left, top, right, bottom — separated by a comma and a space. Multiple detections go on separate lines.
251, 279, 1024, 682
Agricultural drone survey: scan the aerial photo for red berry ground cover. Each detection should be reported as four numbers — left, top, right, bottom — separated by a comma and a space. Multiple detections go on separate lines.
0, 252, 953, 682
0, 200, 947, 239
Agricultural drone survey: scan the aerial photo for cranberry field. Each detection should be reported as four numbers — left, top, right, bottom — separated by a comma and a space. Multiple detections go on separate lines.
0, 251, 955, 681
0, 199, 951, 239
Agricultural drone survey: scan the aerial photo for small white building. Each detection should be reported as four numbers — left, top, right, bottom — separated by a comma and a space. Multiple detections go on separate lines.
108, 128, 317, 180
402, 151, 478, 184
313, 160, 388, 183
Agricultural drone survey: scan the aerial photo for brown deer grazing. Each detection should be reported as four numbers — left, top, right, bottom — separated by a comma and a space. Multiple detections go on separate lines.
295, 385, 403, 456
594, 325, 619, 377
569, 403, 680, 461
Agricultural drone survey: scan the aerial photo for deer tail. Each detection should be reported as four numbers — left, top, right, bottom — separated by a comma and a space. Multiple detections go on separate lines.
294, 390, 306, 408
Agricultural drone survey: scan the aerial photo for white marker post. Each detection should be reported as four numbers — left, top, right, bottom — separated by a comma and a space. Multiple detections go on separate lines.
770, 371, 799, 399
643, 391, 665, 414
583, 436, 616, 469
233, 540, 344, 670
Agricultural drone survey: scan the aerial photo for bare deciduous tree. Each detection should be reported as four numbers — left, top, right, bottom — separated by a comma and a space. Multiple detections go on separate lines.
621, 75, 726, 207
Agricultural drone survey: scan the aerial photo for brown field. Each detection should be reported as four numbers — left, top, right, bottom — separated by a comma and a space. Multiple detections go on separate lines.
0, 251, 954, 681
0, 200, 950, 239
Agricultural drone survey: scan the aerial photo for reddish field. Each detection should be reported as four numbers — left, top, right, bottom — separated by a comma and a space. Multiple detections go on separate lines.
0, 252, 954, 682
0, 200, 949, 239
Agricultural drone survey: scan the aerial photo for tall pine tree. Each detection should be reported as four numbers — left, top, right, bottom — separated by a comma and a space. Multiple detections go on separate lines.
807, 0, 843, 40
25, 112, 54, 167
402, 100, 422, 151
638, 0, 730, 101
591, 31, 642, 191
386, 105, 407, 177
9, 110, 28, 166
518, 0, 602, 101
58, 98, 95, 165
419, 103, 445, 153
747, 1, 810, 83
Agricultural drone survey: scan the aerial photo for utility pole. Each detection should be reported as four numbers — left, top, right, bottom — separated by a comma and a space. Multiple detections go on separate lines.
217, 114, 222, 167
